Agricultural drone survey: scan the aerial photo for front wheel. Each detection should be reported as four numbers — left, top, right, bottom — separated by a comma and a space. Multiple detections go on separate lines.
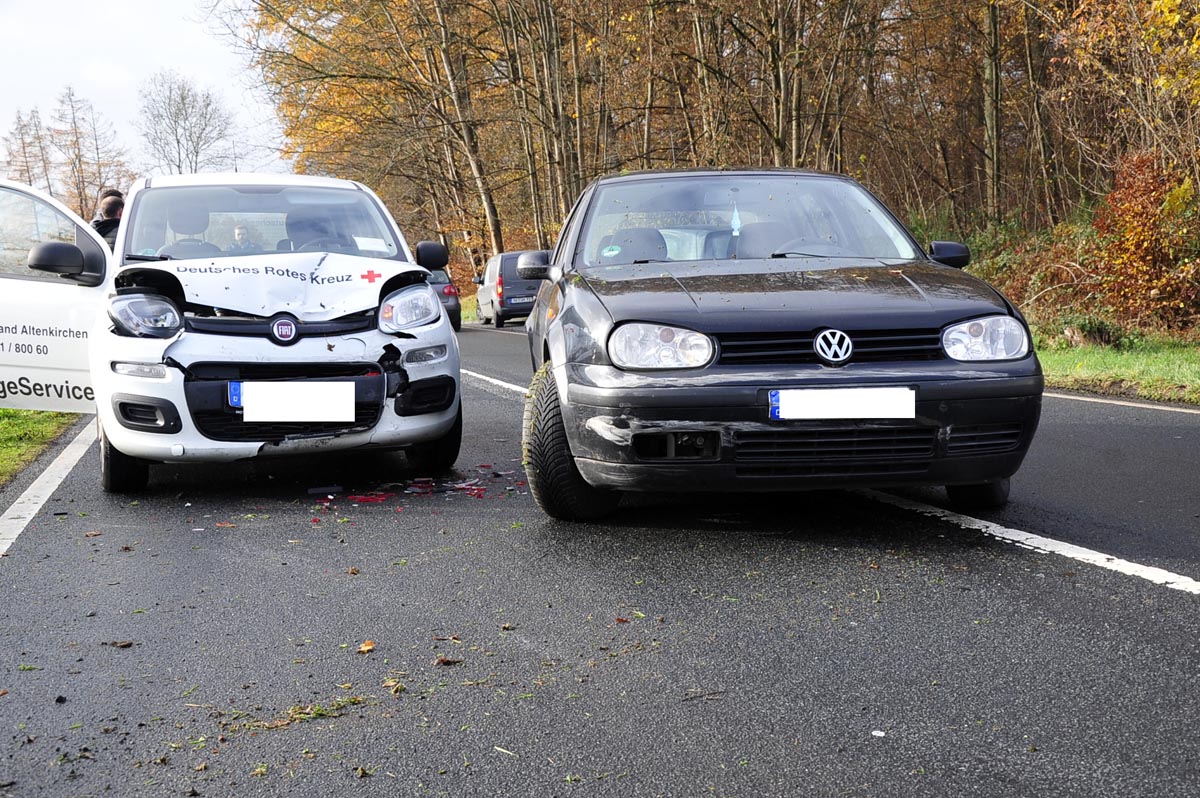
522, 364, 620, 521
946, 478, 1010, 510
99, 425, 149, 493
407, 404, 462, 474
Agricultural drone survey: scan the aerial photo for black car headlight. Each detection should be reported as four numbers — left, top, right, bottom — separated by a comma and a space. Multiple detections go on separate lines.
942, 315, 1029, 361
608, 323, 714, 369
379, 284, 440, 332
108, 295, 183, 338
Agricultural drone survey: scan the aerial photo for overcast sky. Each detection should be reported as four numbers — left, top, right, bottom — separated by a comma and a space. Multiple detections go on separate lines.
0, 0, 286, 175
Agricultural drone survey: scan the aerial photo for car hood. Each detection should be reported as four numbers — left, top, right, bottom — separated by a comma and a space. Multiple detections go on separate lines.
121, 252, 425, 320
580, 259, 1012, 329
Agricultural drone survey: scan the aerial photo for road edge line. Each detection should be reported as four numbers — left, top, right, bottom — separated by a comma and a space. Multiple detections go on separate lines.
0, 419, 96, 556
462, 369, 527, 395
865, 490, 1200, 595
1045, 391, 1200, 415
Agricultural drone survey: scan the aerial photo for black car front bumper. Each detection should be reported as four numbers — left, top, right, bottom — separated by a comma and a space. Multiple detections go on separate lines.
558, 362, 1043, 492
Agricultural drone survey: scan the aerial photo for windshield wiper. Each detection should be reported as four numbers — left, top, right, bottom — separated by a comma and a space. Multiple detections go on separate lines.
125, 253, 173, 261
631, 258, 668, 264
770, 251, 825, 259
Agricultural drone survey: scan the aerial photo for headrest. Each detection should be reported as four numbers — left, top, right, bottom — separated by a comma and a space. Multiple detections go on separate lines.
168, 205, 211, 236
285, 208, 332, 241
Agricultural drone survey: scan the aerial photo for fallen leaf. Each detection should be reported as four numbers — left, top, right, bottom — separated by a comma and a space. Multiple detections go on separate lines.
194, 762, 207, 772
0, 689, 8, 697
615, 617, 629, 624
357, 640, 376, 655
85, 531, 102, 538
347, 567, 360, 576
215, 522, 236, 528
105, 641, 134, 649
435, 656, 462, 667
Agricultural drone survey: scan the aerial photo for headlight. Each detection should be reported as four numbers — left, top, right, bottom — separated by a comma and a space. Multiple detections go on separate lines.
608, 323, 714, 369
942, 315, 1029, 361
379, 284, 440, 331
108, 295, 182, 338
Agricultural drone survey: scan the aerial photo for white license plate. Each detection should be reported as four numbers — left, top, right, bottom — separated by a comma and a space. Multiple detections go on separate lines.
769, 387, 915, 420
508, 296, 534, 305
237, 382, 355, 422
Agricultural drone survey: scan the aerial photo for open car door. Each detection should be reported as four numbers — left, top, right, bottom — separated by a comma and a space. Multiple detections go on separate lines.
0, 179, 109, 412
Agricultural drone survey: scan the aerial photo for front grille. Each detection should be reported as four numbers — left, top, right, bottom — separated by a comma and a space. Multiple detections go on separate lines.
946, 423, 1024, 456
183, 361, 384, 443
186, 311, 374, 340
717, 329, 943, 365
734, 425, 935, 478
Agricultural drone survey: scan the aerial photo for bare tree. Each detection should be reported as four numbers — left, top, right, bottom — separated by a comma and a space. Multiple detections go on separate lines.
50, 87, 132, 218
137, 70, 235, 174
3, 110, 56, 193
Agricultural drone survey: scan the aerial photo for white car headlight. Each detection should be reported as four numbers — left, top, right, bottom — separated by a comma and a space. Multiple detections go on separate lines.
379, 284, 440, 331
109, 295, 183, 339
942, 315, 1029, 361
608, 323, 714, 369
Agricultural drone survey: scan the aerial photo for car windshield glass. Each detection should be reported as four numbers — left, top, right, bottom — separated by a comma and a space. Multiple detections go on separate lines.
575, 174, 917, 268
124, 185, 406, 262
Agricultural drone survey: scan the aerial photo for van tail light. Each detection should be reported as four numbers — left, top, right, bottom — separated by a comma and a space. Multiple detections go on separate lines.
496, 272, 503, 298
441, 284, 459, 296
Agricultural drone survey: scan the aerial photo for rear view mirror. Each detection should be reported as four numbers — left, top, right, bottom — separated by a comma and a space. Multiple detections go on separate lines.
929, 241, 970, 269
516, 250, 552, 280
28, 241, 85, 275
414, 240, 449, 269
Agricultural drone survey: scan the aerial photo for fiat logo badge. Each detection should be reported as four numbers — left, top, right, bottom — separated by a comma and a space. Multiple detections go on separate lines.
814, 328, 853, 364
270, 317, 298, 345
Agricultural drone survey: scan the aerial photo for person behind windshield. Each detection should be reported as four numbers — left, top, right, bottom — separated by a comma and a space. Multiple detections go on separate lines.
91, 194, 123, 251
229, 224, 256, 252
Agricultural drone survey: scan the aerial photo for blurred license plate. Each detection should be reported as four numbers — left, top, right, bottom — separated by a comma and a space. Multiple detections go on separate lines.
508, 297, 534, 305
230, 381, 355, 422
769, 387, 915, 420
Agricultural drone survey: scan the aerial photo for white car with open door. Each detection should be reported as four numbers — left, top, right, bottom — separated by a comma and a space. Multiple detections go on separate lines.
0, 174, 461, 492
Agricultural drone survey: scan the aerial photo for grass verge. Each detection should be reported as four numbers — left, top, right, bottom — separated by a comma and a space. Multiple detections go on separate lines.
1036, 338, 1200, 405
0, 409, 79, 487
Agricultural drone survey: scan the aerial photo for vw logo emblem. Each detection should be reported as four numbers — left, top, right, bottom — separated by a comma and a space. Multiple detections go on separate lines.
270, 316, 298, 345
814, 328, 853, 364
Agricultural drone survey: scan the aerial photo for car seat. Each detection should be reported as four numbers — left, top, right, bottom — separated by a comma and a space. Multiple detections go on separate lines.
599, 227, 668, 264
157, 205, 221, 258
730, 221, 793, 259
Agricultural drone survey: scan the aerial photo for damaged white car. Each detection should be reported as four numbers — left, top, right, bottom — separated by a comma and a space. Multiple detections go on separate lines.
0, 174, 461, 491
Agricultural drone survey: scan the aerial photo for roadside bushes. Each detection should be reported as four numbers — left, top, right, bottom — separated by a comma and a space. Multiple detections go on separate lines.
970, 151, 1200, 338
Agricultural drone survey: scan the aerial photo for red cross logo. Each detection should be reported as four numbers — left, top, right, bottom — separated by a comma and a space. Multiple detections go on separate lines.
361, 270, 383, 283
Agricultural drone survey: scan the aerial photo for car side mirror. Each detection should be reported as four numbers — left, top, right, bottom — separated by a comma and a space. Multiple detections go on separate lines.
28, 241, 86, 276
929, 241, 970, 269
414, 240, 449, 270
516, 250, 552, 280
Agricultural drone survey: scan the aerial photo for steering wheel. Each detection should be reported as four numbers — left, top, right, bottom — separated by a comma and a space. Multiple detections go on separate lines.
297, 237, 346, 252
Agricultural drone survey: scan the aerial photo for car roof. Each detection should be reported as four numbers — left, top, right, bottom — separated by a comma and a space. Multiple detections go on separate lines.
590, 167, 852, 187
135, 172, 367, 192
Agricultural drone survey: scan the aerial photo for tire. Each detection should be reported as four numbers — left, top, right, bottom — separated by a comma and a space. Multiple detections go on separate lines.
946, 478, 1010, 510
99, 424, 149, 493
522, 364, 620, 521
451, 312, 461, 332
407, 403, 462, 474
494, 307, 505, 328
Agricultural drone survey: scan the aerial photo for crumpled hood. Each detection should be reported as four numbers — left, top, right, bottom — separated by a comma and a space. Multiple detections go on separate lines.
582, 259, 1012, 330
123, 252, 426, 320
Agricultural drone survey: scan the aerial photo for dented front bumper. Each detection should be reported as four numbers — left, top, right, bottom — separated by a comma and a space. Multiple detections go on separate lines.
556, 360, 1043, 492
90, 321, 459, 463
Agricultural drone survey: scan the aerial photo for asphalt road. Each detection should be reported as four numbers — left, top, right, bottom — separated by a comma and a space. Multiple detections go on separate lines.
2, 324, 1198, 797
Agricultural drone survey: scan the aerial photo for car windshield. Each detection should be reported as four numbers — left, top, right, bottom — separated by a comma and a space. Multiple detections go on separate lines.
124, 185, 406, 262
576, 174, 918, 268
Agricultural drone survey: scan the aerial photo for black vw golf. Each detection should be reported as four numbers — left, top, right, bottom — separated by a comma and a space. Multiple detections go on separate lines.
518, 170, 1042, 520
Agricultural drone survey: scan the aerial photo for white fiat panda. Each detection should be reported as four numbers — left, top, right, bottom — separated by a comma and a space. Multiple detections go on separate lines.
0, 174, 461, 491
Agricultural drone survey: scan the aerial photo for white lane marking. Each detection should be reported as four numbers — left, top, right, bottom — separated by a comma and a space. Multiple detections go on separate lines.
1045, 391, 1200, 416
458, 373, 1200, 594
0, 419, 96, 556
462, 369, 527, 394
866, 490, 1200, 595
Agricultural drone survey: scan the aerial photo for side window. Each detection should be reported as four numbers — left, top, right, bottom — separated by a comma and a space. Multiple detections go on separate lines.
555, 188, 591, 265
485, 256, 499, 284
0, 186, 83, 283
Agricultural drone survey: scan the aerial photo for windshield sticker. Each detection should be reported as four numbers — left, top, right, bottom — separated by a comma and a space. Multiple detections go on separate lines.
602, 245, 621, 258
731, 202, 742, 237
353, 236, 389, 252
